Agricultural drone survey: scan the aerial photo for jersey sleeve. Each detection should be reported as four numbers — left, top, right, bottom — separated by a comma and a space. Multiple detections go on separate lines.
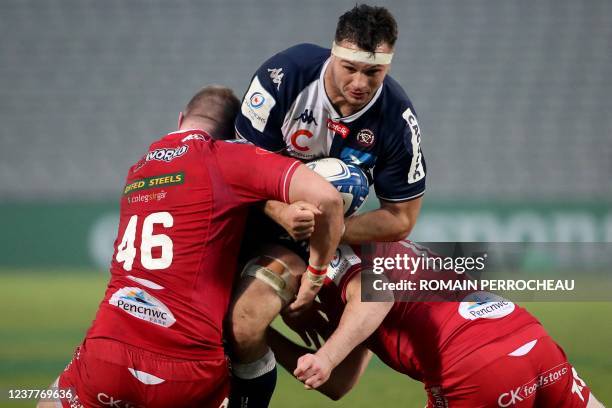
326, 245, 363, 304
373, 106, 426, 202
235, 52, 295, 152
215, 141, 300, 203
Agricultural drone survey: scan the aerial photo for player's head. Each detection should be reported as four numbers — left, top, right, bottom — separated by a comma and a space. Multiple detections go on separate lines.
328, 5, 397, 110
179, 85, 240, 140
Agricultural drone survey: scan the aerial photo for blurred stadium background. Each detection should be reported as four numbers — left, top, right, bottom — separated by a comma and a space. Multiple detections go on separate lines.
0, 0, 610, 406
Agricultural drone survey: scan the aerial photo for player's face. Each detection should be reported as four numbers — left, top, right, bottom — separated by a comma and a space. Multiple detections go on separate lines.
330, 40, 392, 110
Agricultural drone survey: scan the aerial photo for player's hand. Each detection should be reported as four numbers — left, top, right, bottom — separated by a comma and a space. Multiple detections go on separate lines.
281, 301, 329, 348
279, 201, 321, 241
286, 273, 323, 314
294, 352, 333, 389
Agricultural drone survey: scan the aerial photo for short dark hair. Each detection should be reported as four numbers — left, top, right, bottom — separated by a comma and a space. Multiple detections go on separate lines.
184, 85, 240, 140
335, 4, 398, 52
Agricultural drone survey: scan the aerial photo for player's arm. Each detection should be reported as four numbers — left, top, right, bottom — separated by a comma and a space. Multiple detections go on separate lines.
267, 327, 373, 401
343, 107, 426, 243
342, 197, 422, 243
286, 166, 345, 312
260, 199, 320, 241
235, 53, 293, 151
294, 271, 393, 389
217, 142, 343, 311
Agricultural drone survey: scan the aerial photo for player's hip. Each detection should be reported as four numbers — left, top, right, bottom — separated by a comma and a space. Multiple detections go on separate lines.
57, 338, 230, 408
425, 331, 594, 407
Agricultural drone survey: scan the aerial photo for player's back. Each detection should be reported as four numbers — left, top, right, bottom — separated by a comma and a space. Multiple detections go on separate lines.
321, 241, 543, 384
364, 241, 543, 384
86, 130, 297, 360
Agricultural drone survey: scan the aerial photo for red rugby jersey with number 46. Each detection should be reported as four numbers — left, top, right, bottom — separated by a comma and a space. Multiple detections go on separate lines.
86, 130, 299, 360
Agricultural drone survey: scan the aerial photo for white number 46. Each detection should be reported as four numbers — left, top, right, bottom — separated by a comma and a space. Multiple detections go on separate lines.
115, 212, 173, 271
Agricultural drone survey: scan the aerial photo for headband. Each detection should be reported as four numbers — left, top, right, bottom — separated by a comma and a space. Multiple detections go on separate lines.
331, 41, 394, 65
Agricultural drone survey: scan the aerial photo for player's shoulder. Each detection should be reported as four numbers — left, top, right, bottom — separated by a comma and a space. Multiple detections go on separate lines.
257, 43, 328, 89
380, 76, 418, 126
269, 43, 329, 71
278, 43, 330, 66
376, 76, 423, 151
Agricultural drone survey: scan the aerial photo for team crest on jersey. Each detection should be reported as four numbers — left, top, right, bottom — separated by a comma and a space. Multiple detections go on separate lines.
146, 145, 188, 163
356, 129, 375, 147
110, 287, 176, 327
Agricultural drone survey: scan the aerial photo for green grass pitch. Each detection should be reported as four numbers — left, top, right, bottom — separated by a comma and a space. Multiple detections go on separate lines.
0, 271, 610, 407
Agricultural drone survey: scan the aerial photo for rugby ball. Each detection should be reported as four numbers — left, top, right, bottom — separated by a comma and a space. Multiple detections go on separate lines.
306, 158, 369, 217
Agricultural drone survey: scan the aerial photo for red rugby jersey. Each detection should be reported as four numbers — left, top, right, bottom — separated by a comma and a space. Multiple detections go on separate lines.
87, 130, 299, 360
320, 241, 543, 385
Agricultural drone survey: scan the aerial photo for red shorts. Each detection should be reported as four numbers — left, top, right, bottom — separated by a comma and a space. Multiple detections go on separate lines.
426, 328, 594, 408
57, 338, 229, 408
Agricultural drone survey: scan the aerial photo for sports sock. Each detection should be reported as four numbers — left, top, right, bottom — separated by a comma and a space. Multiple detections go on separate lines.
229, 348, 277, 408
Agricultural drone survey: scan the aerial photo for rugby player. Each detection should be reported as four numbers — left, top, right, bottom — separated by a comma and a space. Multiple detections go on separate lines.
37, 85, 344, 408
229, 5, 426, 406
268, 241, 605, 408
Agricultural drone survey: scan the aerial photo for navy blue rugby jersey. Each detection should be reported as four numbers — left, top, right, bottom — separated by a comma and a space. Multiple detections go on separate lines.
235, 43, 426, 202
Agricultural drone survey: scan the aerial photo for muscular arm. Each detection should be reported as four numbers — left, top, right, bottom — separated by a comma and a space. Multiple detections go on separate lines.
267, 327, 373, 401
294, 272, 393, 390
263, 195, 422, 244
342, 197, 422, 244
287, 165, 345, 309
314, 273, 392, 368
287, 165, 344, 265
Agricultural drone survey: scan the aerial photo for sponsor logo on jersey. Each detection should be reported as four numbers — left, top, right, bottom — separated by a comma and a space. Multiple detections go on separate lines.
356, 129, 375, 147
145, 145, 188, 163
97, 392, 138, 408
267, 67, 284, 90
458, 292, 515, 320
497, 363, 570, 407
289, 129, 314, 152
123, 172, 184, 195
110, 287, 176, 328
340, 147, 376, 167
327, 245, 361, 285
126, 190, 167, 204
241, 76, 276, 132
294, 108, 318, 125
402, 107, 425, 184
326, 119, 350, 138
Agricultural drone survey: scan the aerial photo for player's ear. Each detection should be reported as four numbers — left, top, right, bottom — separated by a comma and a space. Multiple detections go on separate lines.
177, 111, 184, 129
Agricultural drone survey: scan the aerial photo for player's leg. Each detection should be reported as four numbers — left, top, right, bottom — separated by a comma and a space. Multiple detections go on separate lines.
36, 377, 63, 408
37, 345, 88, 408
227, 244, 305, 408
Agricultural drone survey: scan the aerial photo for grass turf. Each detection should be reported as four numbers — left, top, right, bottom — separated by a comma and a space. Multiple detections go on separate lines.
0, 271, 610, 407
